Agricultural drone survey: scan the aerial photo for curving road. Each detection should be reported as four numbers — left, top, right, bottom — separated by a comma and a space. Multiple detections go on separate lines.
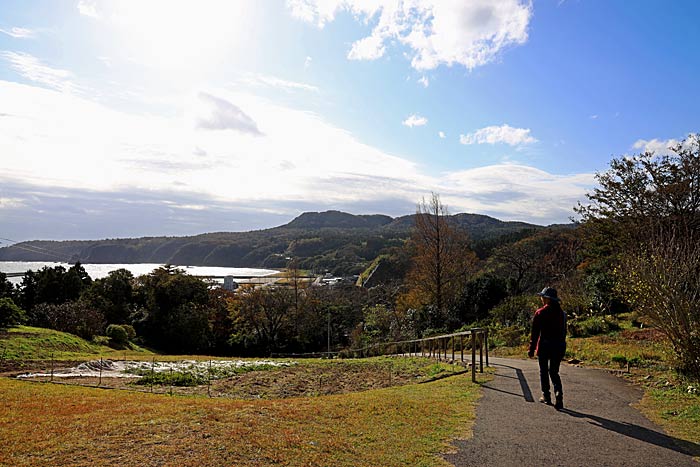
445, 357, 700, 467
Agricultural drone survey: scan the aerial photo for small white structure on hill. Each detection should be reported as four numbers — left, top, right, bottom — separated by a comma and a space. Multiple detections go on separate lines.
223, 275, 238, 291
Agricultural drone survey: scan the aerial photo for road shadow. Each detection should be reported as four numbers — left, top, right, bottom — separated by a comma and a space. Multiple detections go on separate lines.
562, 409, 700, 457
482, 363, 535, 403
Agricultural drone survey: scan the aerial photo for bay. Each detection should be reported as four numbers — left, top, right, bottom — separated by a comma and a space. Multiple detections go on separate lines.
0, 261, 278, 285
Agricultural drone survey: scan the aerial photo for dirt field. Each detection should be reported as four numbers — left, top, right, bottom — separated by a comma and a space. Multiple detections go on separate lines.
1, 357, 445, 399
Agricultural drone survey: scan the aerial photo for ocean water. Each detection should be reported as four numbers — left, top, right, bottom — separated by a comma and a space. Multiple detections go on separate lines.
0, 261, 278, 285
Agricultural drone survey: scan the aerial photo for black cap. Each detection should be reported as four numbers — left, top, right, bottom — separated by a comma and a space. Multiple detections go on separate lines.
537, 287, 560, 302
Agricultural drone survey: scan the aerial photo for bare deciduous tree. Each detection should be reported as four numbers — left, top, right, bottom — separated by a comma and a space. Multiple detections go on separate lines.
407, 193, 477, 327
616, 225, 700, 377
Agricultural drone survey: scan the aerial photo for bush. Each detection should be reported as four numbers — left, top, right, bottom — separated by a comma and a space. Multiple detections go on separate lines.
29, 301, 105, 340
106, 324, 129, 347
490, 295, 538, 329
121, 324, 136, 340
568, 316, 620, 338
92, 335, 110, 346
0, 297, 26, 330
490, 325, 526, 347
134, 371, 205, 387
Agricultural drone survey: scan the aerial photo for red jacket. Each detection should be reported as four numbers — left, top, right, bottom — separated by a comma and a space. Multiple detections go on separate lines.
529, 303, 567, 355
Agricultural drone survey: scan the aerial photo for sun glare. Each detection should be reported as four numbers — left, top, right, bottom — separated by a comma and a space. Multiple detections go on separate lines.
106, 0, 252, 77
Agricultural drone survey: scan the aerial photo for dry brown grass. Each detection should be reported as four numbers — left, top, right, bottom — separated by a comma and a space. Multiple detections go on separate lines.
0, 368, 484, 467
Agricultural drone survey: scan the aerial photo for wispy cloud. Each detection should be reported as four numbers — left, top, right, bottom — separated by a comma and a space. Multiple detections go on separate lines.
0, 27, 35, 38
460, 124, 537, 146
239, 73, 319, 93
403, 114, 428, 127
443, 164, 594, 223
196, 92, 263, 135
289, 0, 532, 70
0, 51, 76, 93
0, 80, 590, 241
304, 56, 313, 69
418, 76, 429, 88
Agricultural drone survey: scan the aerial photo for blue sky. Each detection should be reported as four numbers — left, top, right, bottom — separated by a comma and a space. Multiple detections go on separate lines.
1, 0, 699, 241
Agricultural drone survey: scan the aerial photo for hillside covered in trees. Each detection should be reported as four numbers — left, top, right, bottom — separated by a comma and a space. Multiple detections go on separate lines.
0, 210, 546, 276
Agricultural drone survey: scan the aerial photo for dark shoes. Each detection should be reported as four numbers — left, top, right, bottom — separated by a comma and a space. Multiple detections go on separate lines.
540, 392, 564, 409
554, 393, 564, 410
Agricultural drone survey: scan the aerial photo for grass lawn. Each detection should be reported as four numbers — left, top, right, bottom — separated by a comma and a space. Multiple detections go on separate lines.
0, 326, 152, 361
0, 369, 484, 467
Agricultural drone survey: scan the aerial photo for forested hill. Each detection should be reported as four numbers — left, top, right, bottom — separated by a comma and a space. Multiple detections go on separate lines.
0, 210, 545, 275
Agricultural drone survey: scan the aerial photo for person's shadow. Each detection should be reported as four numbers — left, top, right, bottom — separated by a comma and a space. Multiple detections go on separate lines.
562, 408, 700, 457
483, 364, 535, 402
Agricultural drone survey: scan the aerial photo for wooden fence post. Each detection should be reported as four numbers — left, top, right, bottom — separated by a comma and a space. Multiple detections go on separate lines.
208, 359, 212, 398
471, 332, 476, 383
479, 333, 483, 373
485, 329, 489, 367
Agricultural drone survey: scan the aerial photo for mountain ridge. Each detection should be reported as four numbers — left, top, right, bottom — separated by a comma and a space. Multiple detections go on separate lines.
0, 210, 552, 275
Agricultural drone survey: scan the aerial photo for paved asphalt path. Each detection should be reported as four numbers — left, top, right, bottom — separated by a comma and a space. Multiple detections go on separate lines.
444, 357, 700, 467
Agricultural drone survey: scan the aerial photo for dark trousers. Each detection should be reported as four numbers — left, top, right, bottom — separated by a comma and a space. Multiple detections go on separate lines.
538, 349, 563, 396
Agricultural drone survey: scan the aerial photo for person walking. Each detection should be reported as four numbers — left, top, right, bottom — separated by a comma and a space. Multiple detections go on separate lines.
528, 287, 567, 410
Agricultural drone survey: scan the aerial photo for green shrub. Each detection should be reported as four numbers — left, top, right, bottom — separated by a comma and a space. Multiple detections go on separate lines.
568, 316, 621, 337
134, 371, 204, 387
611, 354, 628, 366
0, 297, 26, 330
490, 325, 526, 347
106, 324, 129, 347
91, 335, 110, 346
121, 324, 136, 340
489, 295, 537, 329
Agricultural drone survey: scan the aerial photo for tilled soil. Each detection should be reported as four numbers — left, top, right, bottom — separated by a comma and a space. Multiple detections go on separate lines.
3, 358, 432, 399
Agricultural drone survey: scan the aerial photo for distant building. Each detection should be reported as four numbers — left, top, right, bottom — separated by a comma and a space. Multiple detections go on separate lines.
222, 275, 238, 291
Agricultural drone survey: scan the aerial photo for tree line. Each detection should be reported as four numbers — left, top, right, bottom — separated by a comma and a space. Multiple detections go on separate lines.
1, 135, 698, 378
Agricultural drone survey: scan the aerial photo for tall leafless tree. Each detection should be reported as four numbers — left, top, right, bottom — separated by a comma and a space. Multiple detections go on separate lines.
407, 193, 476, 326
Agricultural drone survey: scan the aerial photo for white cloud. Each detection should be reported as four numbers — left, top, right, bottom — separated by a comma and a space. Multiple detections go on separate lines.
632, 138, 680, 156
0, 51, 76, 93
418, 76, 429, 88
443, 164, 594, 223
460, 124, 537, 146
589, 114, 598, 120
403, 114, 428, 127
0, 27, 35, 38
304, 56, 313, 68
196, 92, 263, 135
0, 197, 25, 209
438, 131, 446, 139
77, 0, 100, 18
347, 33, 386, 60
289, 0, 532, 70
239, 73, 319, 93
0, 80, 589, 233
